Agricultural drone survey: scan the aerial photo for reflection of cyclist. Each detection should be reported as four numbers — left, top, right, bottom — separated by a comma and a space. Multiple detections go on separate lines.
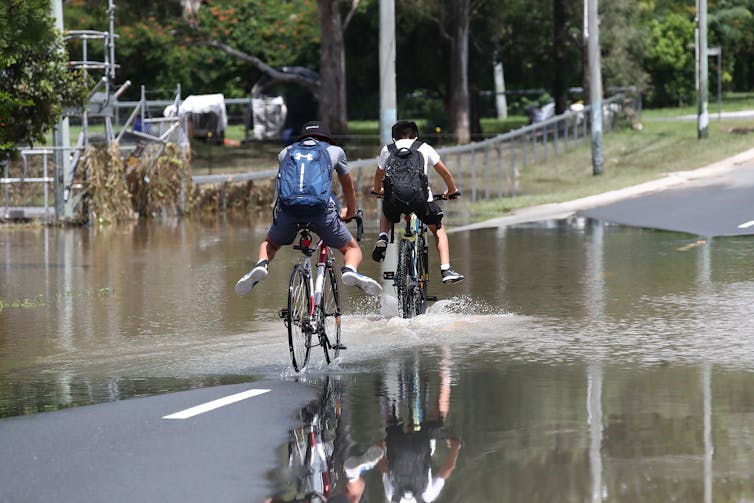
343, 348, 461, 503
267, 377, 343, 503
234, 121, 381, 297
370, 120, 464, 284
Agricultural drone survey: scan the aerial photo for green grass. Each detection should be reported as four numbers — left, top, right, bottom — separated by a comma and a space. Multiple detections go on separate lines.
470, 114, 754, 221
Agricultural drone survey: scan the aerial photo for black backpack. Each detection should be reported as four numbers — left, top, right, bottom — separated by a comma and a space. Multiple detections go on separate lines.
383, 140, 429, 211
386, 425, 431, 503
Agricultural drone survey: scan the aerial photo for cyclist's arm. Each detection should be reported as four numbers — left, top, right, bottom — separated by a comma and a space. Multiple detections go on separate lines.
432, 159, 459, 196
372, 167, 385, 194
338, 172, 357, 219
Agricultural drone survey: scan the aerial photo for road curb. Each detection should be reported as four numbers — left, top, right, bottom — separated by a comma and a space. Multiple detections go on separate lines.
451, 146, 754, 233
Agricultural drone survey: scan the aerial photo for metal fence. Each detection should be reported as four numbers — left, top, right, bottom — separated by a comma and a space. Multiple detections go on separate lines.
192, 93, 635, 204
3, 93, 635, 221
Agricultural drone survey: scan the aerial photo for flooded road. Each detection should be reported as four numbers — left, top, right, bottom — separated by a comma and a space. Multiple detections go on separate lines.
2, 213, 754, 501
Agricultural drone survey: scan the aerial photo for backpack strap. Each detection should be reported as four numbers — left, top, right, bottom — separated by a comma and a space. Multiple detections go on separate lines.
409, 139, 423, 152
387, 142, 397, 155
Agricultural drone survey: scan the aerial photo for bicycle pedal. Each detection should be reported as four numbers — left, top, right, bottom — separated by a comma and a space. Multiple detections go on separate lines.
426, 296, 438, 301
279, 308, 288, 319
332, 344, 347, 350
383, 271, 395, 280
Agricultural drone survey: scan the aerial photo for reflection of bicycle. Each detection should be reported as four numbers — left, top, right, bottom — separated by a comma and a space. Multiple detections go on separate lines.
279, 211, 363, 372
374, 192, 459, 318
283, 376, 343, 502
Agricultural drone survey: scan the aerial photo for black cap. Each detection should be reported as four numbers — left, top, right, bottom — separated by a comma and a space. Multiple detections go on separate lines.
297, 121, 336, 144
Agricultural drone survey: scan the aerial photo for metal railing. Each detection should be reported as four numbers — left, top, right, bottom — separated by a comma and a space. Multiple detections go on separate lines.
192, 94, 635, 205
4, 93, 635, 221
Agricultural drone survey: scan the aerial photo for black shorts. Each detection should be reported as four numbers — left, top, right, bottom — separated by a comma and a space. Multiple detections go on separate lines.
383, 198, 444, 229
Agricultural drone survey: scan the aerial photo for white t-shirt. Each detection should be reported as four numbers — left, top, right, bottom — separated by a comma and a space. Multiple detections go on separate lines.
381, 470, 446, 503
377, 139, 441, 201
377, 139, 440, 175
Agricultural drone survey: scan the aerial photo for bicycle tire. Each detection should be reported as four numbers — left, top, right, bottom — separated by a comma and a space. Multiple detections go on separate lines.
287, 263, 312, 371
320, 264, 341, 364
397, 239, 415, 318
414, 234, 428, 315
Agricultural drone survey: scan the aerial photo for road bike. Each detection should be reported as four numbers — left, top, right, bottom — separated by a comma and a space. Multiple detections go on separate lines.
279, 211, 363, 372
283, 376, 343, 502
373, 192, 460, 318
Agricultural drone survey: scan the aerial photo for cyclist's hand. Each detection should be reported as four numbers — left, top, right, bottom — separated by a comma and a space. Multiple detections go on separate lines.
340, 207, 356, 221
371, 189, 384, 198
443, 190, 461, 200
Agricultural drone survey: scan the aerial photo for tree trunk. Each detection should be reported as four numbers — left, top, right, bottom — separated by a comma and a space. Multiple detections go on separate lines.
317, 0, 348, 135
449, 0, 470, 144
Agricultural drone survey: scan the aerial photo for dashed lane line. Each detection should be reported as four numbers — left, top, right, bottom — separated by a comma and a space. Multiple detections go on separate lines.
162, 389, 271, 419
737, 220, 754, 229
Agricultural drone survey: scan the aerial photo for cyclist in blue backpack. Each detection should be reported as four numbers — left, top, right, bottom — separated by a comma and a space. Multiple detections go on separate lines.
371, 120, 464, 284
235, 121, 382, 297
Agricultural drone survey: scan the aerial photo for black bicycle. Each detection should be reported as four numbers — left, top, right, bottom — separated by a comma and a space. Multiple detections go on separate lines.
279, 211, 363, 372
373, 192, 459, 318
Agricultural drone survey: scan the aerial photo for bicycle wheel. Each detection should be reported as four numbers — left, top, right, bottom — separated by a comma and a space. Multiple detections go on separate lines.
414, 234, 428, 315
287, 263, 312, 371
319, 264, 341, 364
397, 240, 415, 318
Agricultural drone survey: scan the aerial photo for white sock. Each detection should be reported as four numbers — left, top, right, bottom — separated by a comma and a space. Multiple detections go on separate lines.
440, 264, 450, 271
344, 265, 357, 273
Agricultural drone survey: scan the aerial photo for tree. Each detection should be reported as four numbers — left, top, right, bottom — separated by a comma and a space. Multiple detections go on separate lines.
400, 0, 474, 143
190, 0, 364, 134
644, 12, 695, 106
0, 0, 87, 157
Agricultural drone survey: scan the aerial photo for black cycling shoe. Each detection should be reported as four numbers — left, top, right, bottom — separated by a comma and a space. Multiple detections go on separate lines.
371, 235, 388, 262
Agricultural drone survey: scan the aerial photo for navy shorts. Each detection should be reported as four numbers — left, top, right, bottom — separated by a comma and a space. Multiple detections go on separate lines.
267, 206, 352, 249
383, 198, 444, 229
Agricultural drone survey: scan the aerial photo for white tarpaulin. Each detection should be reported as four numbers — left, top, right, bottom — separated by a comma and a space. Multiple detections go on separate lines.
251, 96, 287, 140
164, 94, 228, 131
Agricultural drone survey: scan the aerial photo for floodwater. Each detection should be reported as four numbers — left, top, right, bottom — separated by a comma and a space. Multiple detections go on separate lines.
2, 210, 754, 501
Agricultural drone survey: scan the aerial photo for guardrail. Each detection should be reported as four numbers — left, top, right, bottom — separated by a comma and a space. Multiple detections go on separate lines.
192, 94, 634, 205
4, 94, 634, 221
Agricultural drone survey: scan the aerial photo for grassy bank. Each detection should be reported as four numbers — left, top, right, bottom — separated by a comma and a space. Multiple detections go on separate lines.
469, 107, 754, 222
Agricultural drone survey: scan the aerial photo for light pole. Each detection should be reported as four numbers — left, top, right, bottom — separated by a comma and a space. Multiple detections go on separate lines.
696, 0, 709, 139
586, 0, 603, 175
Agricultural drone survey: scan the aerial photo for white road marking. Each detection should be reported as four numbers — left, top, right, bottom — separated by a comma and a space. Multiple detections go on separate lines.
737, 220, 754, 229
163, 389, 270, 419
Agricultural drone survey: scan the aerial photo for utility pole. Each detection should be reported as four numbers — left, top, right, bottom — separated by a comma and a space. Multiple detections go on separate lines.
379, 0, 397, 146
696, 0, 709, 139
586, 0, 603, 175
493, 52, 508, 119
51, 0, 73, 220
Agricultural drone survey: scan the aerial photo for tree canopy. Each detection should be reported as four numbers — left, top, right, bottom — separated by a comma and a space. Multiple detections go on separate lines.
57, 0, 754, 125
1, 0, 88, 156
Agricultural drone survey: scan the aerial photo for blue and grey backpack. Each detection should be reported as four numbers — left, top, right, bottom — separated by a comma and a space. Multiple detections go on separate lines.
277, 139, 334, 216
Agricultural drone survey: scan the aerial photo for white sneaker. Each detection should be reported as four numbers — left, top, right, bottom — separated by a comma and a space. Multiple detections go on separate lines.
235, 262, 268, 296
344, 446, 384, 481
341, 267, 382, 296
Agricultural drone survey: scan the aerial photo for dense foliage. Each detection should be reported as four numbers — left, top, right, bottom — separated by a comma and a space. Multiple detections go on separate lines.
1, 0, 89, 155
60, 0, 754, 114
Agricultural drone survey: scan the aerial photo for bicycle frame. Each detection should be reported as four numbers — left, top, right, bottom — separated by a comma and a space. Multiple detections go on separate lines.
298, 230, 331, 332
280, 211, 361, 371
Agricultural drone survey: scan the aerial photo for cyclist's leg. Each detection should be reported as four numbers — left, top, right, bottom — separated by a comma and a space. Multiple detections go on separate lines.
423, 202, 464, 283
315, 209, 383, 296
236, 211, 296, 296
235, 237, 280, 296
372, 201, 400, 262
340, 238, 382, 296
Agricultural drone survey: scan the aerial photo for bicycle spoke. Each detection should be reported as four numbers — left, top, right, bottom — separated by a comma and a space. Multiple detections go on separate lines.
288, 264, 311, 371
321, 265, 342, 363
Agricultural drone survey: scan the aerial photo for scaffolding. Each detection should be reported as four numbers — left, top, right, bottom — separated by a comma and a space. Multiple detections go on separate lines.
1, 0, 186, 222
